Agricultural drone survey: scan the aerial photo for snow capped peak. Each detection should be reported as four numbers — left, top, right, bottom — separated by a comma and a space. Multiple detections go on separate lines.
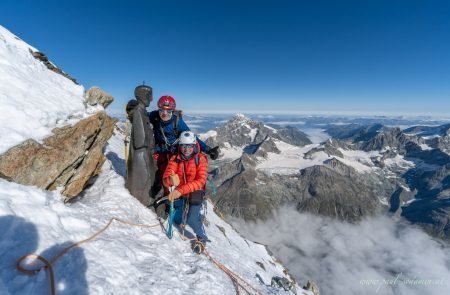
0, 25, 90, 154
232, 113, 250, 122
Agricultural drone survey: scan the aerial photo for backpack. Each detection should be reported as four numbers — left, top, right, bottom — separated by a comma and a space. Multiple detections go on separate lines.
171, 110, 183, 138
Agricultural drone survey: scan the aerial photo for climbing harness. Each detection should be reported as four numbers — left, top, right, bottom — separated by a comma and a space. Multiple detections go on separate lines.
159, 124, 179, 153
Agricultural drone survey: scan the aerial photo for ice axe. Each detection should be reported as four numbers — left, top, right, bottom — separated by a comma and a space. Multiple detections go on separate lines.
167, 170, 179, 239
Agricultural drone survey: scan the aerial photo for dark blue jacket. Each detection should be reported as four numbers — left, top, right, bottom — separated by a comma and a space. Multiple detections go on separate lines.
148, 110, 209, 153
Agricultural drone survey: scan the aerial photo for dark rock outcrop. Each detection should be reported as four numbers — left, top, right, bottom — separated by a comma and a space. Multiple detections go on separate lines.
427, 133, 450, 155
404, 123, 450, 137
304, 139, 347, 159
360, 127, 422, 152
296, 165, 383, 221
0, 112, 115, 201
401, 163, 450, 239
212, 163, 386, 221
30, 50, 78, 84
388, 186, 415, 216
275, 125, 312, 147
323, 157, 355, 177
325, 123, 386, 142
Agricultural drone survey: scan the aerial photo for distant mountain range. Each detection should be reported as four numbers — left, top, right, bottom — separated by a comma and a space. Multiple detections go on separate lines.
203, 114, 450, 240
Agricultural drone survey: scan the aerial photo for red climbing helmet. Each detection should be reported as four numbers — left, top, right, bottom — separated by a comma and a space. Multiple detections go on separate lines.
157, 95, 176, 110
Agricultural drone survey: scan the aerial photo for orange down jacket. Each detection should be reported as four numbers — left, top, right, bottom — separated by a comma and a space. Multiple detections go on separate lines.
163, 150, 208, 196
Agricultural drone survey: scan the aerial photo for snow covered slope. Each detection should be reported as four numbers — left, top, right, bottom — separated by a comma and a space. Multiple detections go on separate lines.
0, 25, 99, 154
0, 128, 309, 294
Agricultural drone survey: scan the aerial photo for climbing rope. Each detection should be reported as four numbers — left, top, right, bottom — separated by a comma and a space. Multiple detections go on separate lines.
175, 227, 262, 295
174, 214, 262, 295
16, 217, 160, 295
16, 215, 262, 295
204, 248, 262, 295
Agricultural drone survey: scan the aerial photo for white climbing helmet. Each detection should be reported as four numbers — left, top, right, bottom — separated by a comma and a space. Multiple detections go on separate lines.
179, 131, 197, 145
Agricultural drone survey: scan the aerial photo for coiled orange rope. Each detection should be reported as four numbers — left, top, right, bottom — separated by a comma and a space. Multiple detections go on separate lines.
16, 216, 262, 295
16, 217, 160, 295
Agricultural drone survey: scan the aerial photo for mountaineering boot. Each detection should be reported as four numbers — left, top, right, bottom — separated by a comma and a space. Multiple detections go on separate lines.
192, 240, 205, 255
150, 196, 169, 220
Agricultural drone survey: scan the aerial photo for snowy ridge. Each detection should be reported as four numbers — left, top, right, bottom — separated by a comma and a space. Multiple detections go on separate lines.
0, 25, 97, 154
0, 129, 308, 295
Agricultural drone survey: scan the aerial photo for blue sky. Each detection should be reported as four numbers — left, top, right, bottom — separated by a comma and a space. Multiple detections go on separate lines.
1, 0, 449, 116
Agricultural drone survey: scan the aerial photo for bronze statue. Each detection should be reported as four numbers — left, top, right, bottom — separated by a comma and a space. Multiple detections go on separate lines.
125, 84, 155, 206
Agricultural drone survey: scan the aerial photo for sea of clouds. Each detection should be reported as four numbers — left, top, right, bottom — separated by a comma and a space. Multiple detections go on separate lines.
231, 207, 450, 295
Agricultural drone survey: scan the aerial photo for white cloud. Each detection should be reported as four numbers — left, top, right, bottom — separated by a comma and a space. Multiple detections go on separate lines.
231, 207, 450, 295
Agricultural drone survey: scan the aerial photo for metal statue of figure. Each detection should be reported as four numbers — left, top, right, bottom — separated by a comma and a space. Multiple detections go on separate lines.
125, 84, 155, 206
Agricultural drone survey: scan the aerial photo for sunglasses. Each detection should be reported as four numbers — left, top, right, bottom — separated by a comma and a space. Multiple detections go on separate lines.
158, 108, 173, 115
180, 144, 195, 149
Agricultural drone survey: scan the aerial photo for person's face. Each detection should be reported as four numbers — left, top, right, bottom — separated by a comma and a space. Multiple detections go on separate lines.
159, 108, 173, 122
180, 144, 195, 157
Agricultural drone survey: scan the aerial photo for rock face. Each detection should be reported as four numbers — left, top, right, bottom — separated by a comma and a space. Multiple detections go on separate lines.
211, 154, 274, 220
404, 123, 450, 137
431, 135, 450, 155
401, 163, 450, 239
325, 123, 386, 142
304, 139, 347, 159
0, 111, 115, 201
84, 86, 114, 109
360, 127, 422, 152
212, 160, 387, 221
424, 125, 450, 155
294, 165, 383, 221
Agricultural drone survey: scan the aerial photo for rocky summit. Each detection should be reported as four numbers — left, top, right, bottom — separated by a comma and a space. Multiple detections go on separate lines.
0, 111, 115, 201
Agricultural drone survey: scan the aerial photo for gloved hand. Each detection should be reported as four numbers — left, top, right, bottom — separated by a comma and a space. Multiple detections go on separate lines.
169, 170, 180, 186
126, 99, 139, 118
168, 189, 182, 202
207, 146, 220, 160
